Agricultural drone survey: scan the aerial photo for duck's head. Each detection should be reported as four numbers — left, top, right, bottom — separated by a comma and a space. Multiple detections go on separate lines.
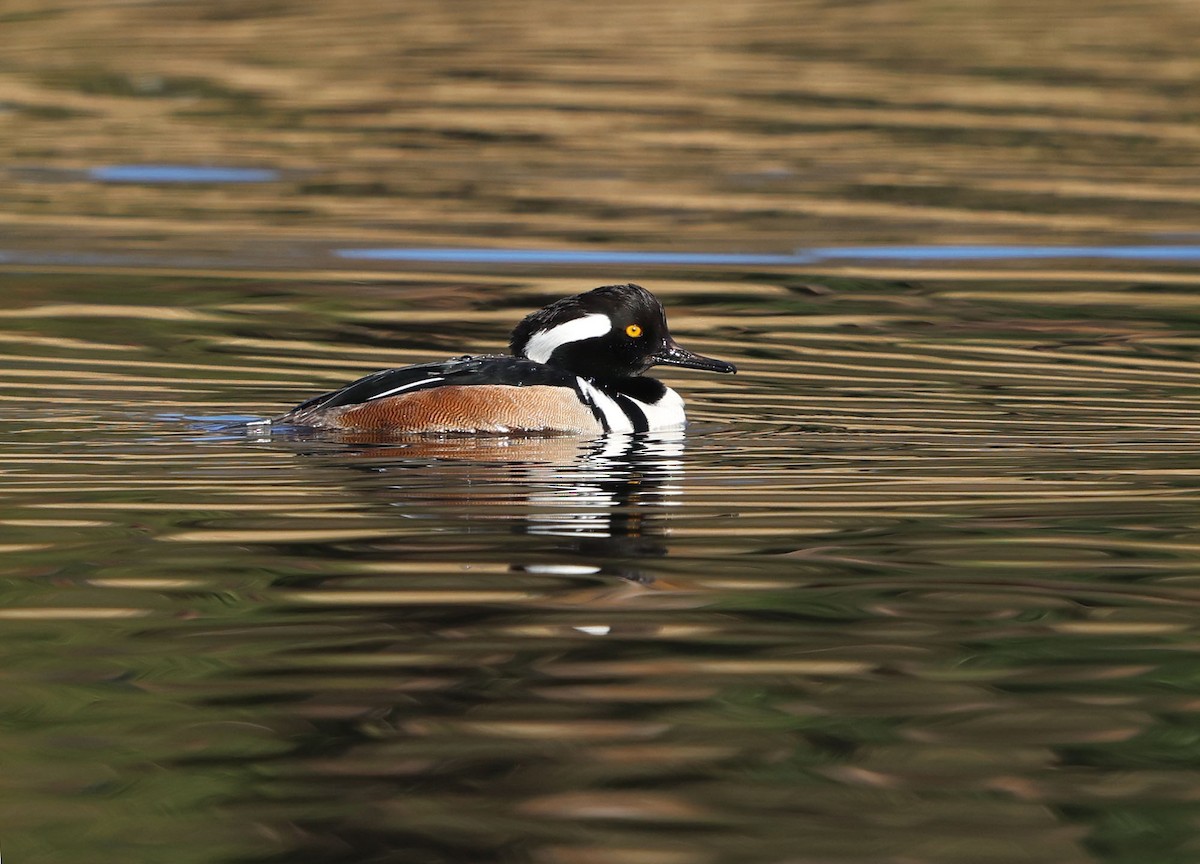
510, 283, 736, 381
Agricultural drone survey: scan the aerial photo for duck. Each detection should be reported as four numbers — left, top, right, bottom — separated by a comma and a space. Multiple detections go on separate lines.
275, 282, 735, 434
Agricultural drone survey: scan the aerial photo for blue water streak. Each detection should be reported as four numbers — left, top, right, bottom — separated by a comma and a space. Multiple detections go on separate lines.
89, 165, 279, 184
816, 245, 1200, 262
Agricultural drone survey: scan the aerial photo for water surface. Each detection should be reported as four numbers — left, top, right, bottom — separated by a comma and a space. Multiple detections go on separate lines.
3, 269, 1199, 864
3, 2, 1200, 863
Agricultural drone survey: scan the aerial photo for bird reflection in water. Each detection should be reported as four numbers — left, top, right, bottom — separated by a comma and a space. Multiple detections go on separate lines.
519, 431, 683, 585
265, 428, 689, 590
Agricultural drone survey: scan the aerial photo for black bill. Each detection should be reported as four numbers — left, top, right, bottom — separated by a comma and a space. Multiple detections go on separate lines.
651, 341, 737, 374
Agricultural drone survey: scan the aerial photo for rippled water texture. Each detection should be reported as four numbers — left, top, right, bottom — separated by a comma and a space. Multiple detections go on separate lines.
3, 3, 1200, 864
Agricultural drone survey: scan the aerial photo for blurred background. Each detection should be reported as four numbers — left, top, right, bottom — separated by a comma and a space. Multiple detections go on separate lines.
3, 3, 1200, 864
4, 0, 1200, 262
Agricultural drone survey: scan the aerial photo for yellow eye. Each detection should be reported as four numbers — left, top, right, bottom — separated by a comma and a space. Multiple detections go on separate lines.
625, 324, 643, 338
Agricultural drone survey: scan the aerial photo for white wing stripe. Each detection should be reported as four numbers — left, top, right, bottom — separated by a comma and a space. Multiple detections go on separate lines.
367, 376, 444, 400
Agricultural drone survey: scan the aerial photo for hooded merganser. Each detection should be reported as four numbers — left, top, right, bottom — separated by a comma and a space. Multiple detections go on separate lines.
276, 283, 736, 435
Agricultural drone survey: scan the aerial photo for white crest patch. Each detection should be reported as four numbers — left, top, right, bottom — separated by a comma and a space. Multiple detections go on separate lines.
523, 313, 611, 364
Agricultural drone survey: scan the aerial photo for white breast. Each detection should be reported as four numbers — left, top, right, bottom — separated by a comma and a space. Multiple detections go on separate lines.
576, 378, 634, 433
576, 379, 687, 433
633, 386, 686, 431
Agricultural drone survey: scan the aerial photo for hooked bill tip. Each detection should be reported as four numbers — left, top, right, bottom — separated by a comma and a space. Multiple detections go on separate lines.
653, 343, 736, 374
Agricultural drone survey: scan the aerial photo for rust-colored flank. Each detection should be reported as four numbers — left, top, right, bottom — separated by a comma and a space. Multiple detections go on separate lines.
315, 384, 603, 434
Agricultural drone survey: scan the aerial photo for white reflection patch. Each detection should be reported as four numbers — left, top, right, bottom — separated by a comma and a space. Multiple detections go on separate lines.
574, 625, 612, 636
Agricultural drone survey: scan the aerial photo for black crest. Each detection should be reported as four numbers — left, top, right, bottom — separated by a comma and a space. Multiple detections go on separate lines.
509, 283, 669, 379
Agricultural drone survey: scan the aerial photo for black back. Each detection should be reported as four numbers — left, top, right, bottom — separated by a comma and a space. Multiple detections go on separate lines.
279, 355, 582, 420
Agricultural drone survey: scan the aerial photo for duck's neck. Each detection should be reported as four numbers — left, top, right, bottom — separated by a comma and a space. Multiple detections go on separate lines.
575, 375, 686, 433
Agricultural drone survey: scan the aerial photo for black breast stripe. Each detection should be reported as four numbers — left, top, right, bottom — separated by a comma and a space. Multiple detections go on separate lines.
573, 380, 612, 434
613, 394, 649, 433
611, 377, 667, 404
608, 377, 665, 434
